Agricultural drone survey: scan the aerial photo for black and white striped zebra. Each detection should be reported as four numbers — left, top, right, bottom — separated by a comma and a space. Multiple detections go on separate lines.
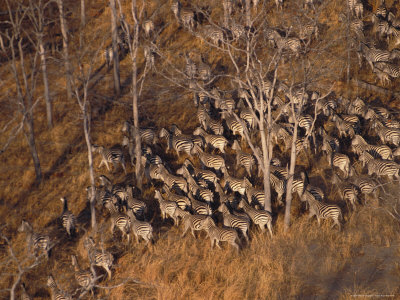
181, 213, 214, 238
371, 120, 400, 146
231, 140, 256, 177
192, 145, 226, 173
185, 53, 197, 79
230, 22, 245, 40
71, 255, 95, 295
301, 190, 342, 230
126, 209, 154, 244
162, 184, 191, 210
270, 172, 286, 205
332, 172, 359, 211
360, 43, 391, 71
183, 158, 219, 187
91, 144, 126, 174
181, 8, 195, 31
142, 20, 154, 38
202, 25, 224, 46
155, 190, 179, 225
221, 167, 247, 195
351, 135, 393, 160
360, 151, 400, 180
193, 127, 228, 153
18, 220, 51, 259
204, 113, 224, 135
158, 164, 188, 194
374, 62, 400, 78
244, 180, 266, 209
238, 199, 273, 236
159, 127, 194, 157
83, 237, 113, 279
104, 201, 132, 242
171, 0, 181, 21
188, 192, 212, 216
220, 110, 245, 139
60, 197, 76, 237
375, 0, 387, 19
203, 217, 240, 252
218, 203, 250, 242
329, 152, 351, 178
47, 275, 72, 300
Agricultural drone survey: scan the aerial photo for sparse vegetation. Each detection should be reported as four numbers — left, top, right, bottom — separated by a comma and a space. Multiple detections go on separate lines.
0, 0, 399, 299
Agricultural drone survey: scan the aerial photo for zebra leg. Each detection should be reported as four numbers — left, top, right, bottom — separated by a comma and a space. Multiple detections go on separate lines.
215, 240, 221, 249
267, 222, 273, 237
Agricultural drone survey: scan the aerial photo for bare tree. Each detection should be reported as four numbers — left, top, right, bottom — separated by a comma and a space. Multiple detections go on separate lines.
1, 0, 42, 183
56, 0, 72, 99
25, 0, 53, 129
110, 0, 121, 95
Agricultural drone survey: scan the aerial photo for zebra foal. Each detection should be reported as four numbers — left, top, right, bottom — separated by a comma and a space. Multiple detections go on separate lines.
18, 220, 51, 259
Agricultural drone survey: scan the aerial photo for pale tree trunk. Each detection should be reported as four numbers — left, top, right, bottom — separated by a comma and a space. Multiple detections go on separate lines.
245, 0, 251, 28
83, 103, 97, 231
131, 0, 142, 189
81, 0, 86, 27
284, 120, 298, 232
57, 0, 72, 99
110, 0, 121, 95
38, 37, 52, 129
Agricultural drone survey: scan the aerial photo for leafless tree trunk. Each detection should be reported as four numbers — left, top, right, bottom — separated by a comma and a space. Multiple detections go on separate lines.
81, 0, 86, 27
26, 0, 53, 129
110, 0, 121, 96
56, 0, 72, 99
131, 0, 143, 189
245, 0, 251, 28
3, 0, 42, 183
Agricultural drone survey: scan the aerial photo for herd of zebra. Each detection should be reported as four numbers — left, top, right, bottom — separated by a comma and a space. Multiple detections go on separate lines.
14, 1, 400, 299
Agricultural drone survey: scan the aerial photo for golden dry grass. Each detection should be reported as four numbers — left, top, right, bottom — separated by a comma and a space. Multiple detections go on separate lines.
0, 0, 400, 299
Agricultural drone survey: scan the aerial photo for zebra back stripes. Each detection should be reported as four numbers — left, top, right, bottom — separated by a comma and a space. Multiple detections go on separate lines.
301, 190, 342, 230
60, 197, 76, 237
71, 255, 95, 293
193, 127, 228, 153
83, 237, 113, 279
92, 144, 126, 174
238, 199, 273, 236
218, 203, 250, 241
155, 190, 179, 225
18, 220, 51, 259
47, 275, 72, 300
203, 217, 240, 252
127, 210, 153, 244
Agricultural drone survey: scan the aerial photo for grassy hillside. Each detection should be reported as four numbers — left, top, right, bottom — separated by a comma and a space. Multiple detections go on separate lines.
0, 0, 400, 299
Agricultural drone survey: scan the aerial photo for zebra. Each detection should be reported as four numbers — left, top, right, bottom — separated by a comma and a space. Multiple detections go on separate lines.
170, 124, 205, 148
177, 165, 214, 204
104, 201, 132, 242
197, 57, 212, 81
126, 209, 153, 244
196, 104, 208, 127
181, 8, 195, 31
154, 190, 179, 225
230, 22, 245, 40
84, 237, 113, 280
221, 167, 247, 195
301, 190, 342, 230
103, 46, 113, 68
18, 220, 51, 259
183, 158, 219, 187
220, 110, 245, 140
329, 152, 351, 178
352, 177, 380, 201
184, 53, 197, 79
373, 66, 391, 86
203, 217, 240, 252
375, 0, 387, 19
239, 107, 256, 130
275, 0, 283, 10
277, 37, 302, 57
351, 135, 393, 160
159, 127, 194, 157
60, 197, 76, 237
332, 172, 359, 211
187, 192, 212, 216
144, 44, 155, 70
374, 62, 400, 78
244, 179, 266, 209
238, 199, 273, 236
388, 25, 400, 46
231, 140, 256, 177
71, 255, 95, 295
171, 0, 181, 21
218, 203, 250, 242
347, 97, 367, 116
122, 121, 158, 145
270, 172, 286, 205
360, 151, 400, 180
371, 120, 400, 146
142, 20, 154, 38
162, 184, 191, 210
214, 97, 236, 112
331, 114, 356, 138
204, 113, 224, 135
192, 145, 226, 173
349, 19, 364, 40
47, 275, 72, 300
360, 43, 391, 71
354, 0, 363, 18
91, 144, 126, 174
202, 25, 224, 46
181, 213, 214, 238
299, 23, 319, 41
158, 164, 188, 193
193, 127, 228, 153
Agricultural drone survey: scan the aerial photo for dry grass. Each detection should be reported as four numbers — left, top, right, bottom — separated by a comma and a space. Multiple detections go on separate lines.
0, 0, 400, 299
